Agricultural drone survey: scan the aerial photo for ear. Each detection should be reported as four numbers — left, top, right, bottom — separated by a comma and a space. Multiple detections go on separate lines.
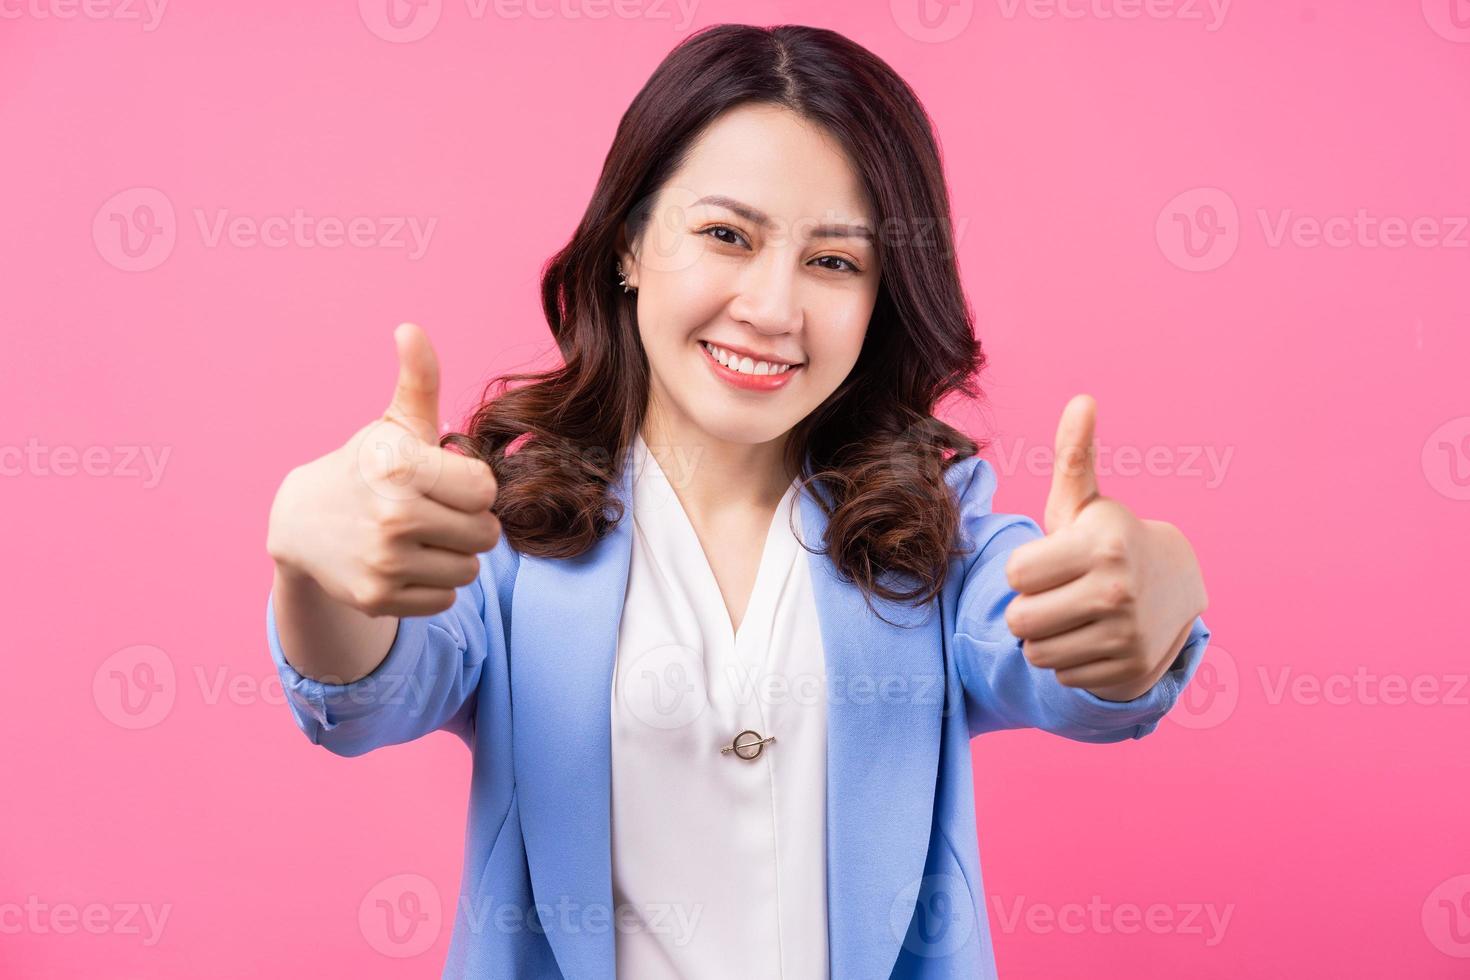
615, 230, 640, 290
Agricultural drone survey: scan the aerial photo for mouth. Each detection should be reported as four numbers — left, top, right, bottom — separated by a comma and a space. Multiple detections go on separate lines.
698, 340, 803, 373
697, 340, 804, 392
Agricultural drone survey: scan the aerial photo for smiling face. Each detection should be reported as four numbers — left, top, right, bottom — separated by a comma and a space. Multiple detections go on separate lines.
618, 103, 882, 452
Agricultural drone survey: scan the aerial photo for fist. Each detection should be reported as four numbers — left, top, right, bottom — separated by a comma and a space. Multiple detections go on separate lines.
1002, 394, 1207, 702
266, 323, 503, 618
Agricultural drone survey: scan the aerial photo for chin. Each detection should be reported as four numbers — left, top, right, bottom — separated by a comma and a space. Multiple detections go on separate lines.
687, 409, 796, 447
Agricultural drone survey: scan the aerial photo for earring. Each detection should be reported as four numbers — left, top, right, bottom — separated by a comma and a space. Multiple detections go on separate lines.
616, 263, 636, 294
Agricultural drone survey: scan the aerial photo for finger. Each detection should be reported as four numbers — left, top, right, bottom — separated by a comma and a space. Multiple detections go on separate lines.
1005, 524, 1093, 594
1020, 619, 1121, 671
408, 499, 502, 554
383, 322, 441, 444
1053, 657, 1140, 692
419, 448, 498, 514
395, 544, 484, 590
1004, 571, 1104, 641
1043, 393, 1100, 534
384, 585, 460, 618
355, 434, 495, 514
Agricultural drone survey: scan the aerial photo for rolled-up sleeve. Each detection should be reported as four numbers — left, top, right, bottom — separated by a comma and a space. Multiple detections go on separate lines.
949, 457, 1212, 743
266, 559, 493, 757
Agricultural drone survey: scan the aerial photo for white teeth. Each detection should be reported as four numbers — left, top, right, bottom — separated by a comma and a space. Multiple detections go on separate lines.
700, 341, 794, 376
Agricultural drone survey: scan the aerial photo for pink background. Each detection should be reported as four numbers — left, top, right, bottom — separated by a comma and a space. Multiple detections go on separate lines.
3, 2, 1468, 977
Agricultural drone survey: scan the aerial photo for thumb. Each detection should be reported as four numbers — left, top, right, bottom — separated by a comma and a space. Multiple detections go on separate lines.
1043, 393, 1100, 533
383, 322, 441, 444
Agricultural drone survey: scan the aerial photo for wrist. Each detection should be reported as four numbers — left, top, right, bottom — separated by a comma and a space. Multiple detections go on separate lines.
271, 560, 323, 603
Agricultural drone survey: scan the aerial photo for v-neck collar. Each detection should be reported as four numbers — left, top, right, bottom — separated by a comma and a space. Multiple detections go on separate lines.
509, 440, 947, 980
630, 432, 799, 648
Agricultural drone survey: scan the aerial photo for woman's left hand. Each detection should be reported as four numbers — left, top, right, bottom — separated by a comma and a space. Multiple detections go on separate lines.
1002, 395, 1209, 703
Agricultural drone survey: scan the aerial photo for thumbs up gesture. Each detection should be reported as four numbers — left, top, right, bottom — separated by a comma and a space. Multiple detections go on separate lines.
1002, 395, 1208, 702
266, 323, 503, 618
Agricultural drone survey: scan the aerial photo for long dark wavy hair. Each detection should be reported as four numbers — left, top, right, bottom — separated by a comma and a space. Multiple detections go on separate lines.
443, 23, 991, 614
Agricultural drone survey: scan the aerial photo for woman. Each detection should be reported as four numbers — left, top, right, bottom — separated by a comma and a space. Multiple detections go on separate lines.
264, 23, 1210, 980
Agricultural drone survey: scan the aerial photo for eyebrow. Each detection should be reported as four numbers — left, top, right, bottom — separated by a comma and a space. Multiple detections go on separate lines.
692, 194, 874, 242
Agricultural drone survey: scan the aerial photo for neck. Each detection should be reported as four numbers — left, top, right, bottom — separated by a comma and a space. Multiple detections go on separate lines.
639, 404, 797, 522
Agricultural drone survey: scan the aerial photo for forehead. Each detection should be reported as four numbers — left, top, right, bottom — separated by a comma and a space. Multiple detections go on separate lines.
666, 103, 874, 225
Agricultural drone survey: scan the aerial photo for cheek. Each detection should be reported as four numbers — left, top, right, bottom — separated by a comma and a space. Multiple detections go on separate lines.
640, 282, 730, 361
813, 308, 870, 372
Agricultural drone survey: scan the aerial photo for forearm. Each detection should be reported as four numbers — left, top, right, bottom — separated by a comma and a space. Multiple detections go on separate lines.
271, 564, 399, 684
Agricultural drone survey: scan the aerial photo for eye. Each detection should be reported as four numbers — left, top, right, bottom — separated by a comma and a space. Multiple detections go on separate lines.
700, 224, 749, 248
700, 224, 862, 275
812, 255, 861, 274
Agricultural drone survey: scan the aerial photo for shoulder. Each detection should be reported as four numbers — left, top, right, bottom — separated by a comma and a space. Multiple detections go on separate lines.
944, 453, 1043, 568
944, 452, 996, 512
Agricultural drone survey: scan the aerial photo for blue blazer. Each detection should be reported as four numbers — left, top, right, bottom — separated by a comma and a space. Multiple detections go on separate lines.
266, 451, 1211, 979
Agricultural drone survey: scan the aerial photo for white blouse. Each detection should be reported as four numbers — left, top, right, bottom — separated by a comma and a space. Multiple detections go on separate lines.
610, 433, 829, 979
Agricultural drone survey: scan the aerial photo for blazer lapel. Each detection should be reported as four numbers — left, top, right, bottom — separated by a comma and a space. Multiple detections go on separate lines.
799, 485, 946, 980
509, 453, 944, 980
508, 453, 636, 980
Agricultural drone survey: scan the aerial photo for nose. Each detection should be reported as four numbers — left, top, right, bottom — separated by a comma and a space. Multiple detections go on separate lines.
728, 253, 803, 336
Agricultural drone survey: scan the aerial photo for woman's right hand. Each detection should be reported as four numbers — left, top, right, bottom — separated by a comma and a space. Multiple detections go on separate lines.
266, 323, 502, 618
